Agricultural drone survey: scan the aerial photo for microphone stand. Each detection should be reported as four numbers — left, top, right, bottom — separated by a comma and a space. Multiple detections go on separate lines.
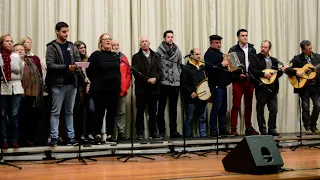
114, 53, 155, 162
0, 64, 22, 169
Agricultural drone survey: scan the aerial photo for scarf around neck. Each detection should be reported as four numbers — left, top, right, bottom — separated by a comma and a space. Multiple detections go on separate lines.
0, 49, 12, 81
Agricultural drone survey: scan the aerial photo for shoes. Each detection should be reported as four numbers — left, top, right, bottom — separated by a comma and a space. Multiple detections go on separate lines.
2, 141, 8, 149
260, 129, 268, 135
48, 138, 58, 146
106, 136, 117, 142
67, 138, 79, 146
245, 127, 259, 136
170, 131, 182, 138
118, 132, 129, 140
220, 131, 231, 136
11, 142, 19, 148
231, 127, 239, 136
25, 140, 34, 147
101, 134, 107, 143
306, 129, 313, 135
210, 132, 218, 137
268, 129, 280, 136
86, 133, 95, 142
151, 134, 163, 140
311, 127, 320, 135
159, 132, 165, 138
136, 134, 143, 140
95, 135, 102, 145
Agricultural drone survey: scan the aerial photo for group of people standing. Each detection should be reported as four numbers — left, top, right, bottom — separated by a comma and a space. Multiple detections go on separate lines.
1, 22, 320, 149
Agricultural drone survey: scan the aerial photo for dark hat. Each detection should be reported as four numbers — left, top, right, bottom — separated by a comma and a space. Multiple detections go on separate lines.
209, 35, 223, 41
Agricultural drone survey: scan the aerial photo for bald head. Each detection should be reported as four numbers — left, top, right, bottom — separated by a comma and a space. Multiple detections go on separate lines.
190, 48, 201, 61
140, 36, 150, 51
111, 40, 120, 53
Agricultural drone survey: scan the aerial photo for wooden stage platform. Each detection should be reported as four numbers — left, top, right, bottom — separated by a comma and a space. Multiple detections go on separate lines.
1, 133, 320, 179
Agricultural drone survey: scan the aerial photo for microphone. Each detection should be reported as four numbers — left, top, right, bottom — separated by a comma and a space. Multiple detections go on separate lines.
67, 47, 74, 62
184, 54, 191, 59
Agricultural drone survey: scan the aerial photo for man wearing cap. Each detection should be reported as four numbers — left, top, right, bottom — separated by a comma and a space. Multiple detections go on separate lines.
204, 35, 232, 137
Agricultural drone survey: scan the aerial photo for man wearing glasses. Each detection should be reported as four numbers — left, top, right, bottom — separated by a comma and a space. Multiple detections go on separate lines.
283, 40, 320, 135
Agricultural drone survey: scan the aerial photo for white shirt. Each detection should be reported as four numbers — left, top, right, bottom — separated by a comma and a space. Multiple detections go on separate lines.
142, 50, 150, 58
240, 43, 249, 71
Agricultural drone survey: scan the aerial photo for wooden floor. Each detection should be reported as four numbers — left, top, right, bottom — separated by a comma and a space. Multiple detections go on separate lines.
1, 147, 320, 180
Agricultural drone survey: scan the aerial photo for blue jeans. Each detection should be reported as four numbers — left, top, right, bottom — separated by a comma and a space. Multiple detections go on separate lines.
50, 84, 77, 139
185, 102, 207, 137
1, 94, 22, 142
209, 86, 227, 134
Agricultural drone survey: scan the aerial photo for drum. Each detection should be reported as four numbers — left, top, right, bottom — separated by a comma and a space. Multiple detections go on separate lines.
225, 52, 242, 72
196, 79, 211, 101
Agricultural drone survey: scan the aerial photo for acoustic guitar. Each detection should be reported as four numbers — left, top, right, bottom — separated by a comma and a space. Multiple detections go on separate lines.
288, 63, 319, 88
260, 69, 279, 85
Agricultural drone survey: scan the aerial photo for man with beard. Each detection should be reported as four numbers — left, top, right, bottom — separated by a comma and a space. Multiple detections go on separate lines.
46, 22, 81, 146
249, 40, 283, 136
157, 30, 182, 138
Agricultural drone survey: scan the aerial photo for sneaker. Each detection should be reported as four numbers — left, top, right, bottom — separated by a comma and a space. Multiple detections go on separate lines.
159, 132, 165, 138
80, 134, 86, 142
170, 131, 182, 138
210, 132, 218, 137
26, 140, 34, 147
2, 141, 8, 149
136, 134, 143, 140
306, 129, 313, 135
48, 138, 58, 146
95, 135, 102, 145
11, 142, 19, 148
245, 127, 260, 136
86, 133, 95, 142
311, 127, 320, 135
118, 132, 129, 140
101, 134, 107, 143
67, 138, 79, 146
268, 129, 280, 136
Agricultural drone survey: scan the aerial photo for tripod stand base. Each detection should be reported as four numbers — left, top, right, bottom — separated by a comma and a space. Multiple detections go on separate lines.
117, 154, 155, 162
55, 156, 97, 165
0, 158, 22, 169
173, 150, 207, 159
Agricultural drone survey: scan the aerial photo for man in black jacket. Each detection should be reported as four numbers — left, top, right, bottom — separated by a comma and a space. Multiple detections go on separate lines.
132, 36, 163, 140
283, 40, 320, 135
204, 35, 232, 137
229, 29, 259, 136
46, 22, 80, 146
249, 40, 283, 136
181, 48, 207, 137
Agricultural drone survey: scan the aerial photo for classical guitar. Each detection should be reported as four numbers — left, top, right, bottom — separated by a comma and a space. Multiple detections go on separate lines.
288, 63, 320, 88
260, 61, 284, 85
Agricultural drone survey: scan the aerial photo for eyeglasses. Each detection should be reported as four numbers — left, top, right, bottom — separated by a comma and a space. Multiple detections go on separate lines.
102, 38, 112, 41
112, 44, 119, 46
78, 46, 86, 49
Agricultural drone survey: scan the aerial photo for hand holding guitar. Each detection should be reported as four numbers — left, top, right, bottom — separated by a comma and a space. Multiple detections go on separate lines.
191, 92, 198, 99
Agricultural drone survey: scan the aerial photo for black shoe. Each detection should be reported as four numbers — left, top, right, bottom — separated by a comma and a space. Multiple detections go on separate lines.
220, 131, 231, 136
85, 133, 95, 142
268, 129, 280, 136
170, 131, 182, 138
136, 135, 143, 140
48, 138, 58, 147
106, 136, 117, 143
151, 134, 163, 140
95, 135, 102, 145
210, 132, 218, 137
159, 132, 165, 138
260, 129, 267, 135
118, 132, 129, 140
67, 138, 79, 146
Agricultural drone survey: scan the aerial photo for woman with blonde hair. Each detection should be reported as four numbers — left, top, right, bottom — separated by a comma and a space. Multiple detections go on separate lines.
0, 34, 24, 149
87, 33, 121, 144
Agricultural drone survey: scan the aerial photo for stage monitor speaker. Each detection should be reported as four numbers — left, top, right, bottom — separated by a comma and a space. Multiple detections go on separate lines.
222, 135, 284, 174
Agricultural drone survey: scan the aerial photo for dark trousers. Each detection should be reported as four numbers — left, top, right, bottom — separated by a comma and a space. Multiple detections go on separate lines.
231, 80, 254, 129
91, 92, 119, 136
209, 86, 228, 134
255, 87, 278, 132
19, 96, 42, 143
157, 85, 179, 134
136, 94, 158, 136
300, 91, 320, 130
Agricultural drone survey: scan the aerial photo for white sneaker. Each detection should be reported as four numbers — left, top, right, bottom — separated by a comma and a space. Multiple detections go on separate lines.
102, 133, 107, 143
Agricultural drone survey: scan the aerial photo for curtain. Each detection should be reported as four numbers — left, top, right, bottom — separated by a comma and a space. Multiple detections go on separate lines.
1, 0, 319, 137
